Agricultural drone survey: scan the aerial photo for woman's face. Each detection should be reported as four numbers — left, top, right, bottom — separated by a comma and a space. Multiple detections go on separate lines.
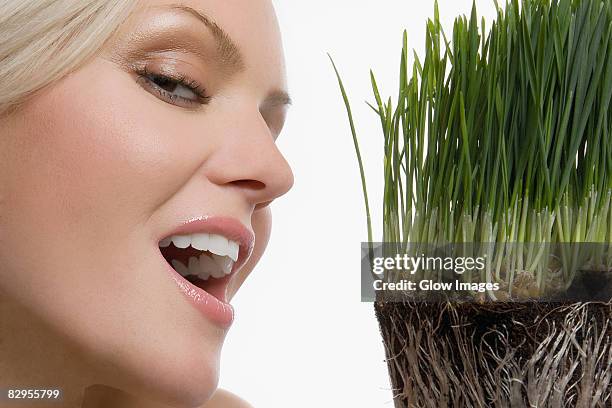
0, 0, 292, 406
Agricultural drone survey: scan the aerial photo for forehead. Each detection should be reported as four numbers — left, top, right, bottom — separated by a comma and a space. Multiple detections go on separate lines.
133, 0, 286, 88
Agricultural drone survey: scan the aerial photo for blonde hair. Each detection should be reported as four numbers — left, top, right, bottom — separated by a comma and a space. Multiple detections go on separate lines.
0, 0, 137, 115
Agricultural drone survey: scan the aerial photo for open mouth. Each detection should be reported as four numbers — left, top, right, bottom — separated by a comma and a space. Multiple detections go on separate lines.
159, 233, 240, 303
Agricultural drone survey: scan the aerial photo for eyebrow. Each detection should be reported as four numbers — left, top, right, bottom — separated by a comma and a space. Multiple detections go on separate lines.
169, 5, 245, 74
263, 90, 293, 108
158, 5, 292, 108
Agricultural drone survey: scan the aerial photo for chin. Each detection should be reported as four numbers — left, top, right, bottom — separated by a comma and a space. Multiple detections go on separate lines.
41, 313, 225, 408
109, 344, 221, 407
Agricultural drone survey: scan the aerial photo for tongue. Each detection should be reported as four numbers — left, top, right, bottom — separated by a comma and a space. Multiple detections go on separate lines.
189, 275, 230, 302
162, 244, 229, 301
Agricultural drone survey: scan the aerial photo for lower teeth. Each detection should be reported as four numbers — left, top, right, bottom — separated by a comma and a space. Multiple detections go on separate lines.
170, 254, 231, 281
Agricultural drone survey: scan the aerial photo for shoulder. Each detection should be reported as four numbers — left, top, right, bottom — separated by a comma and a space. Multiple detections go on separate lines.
201, 389, 254, 408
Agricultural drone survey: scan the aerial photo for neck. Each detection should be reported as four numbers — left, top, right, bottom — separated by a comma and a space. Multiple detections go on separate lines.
82, 386, 176, 408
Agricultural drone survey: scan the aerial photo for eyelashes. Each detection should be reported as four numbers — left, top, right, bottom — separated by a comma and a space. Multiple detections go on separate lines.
135, 66, 212, 109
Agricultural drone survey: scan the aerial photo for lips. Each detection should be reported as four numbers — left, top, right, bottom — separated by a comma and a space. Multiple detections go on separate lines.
157, 216, 255, 328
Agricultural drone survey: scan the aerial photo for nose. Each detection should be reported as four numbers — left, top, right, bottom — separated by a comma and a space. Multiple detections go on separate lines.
204, 108, 294, 207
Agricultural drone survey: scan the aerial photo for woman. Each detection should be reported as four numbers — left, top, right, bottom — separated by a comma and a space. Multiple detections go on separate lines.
0, 0, 293, 407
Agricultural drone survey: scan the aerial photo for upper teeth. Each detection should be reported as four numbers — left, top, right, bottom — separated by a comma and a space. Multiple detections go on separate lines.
159, 233, 239, 262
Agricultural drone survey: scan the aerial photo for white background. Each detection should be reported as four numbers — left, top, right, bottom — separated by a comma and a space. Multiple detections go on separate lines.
220, 1, 497, 406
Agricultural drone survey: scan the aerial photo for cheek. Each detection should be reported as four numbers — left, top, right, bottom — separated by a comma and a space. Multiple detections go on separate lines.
229, 207, 272, 297
0, 60, 223, 399
8, 64, 197, 227
251, 207, 273, 266
0, 60, 188, 314
0, 59, 217, 262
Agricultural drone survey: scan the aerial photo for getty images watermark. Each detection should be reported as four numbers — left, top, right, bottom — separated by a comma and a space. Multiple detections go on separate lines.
371, 252, 498, 292
361, 242, 612, 302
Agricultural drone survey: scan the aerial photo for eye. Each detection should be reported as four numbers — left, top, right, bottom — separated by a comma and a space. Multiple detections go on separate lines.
136, 68, 211, 109
151, 75, 197, 99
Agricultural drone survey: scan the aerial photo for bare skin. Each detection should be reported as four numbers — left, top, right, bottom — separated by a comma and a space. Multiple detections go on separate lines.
0, 0, 292, 407
205, 389, 254, 408
80, 386, 253, 407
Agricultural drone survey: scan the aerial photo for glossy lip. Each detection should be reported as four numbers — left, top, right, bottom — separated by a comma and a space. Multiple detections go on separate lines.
157, 216, 255, 329
162, 257, 235, 328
